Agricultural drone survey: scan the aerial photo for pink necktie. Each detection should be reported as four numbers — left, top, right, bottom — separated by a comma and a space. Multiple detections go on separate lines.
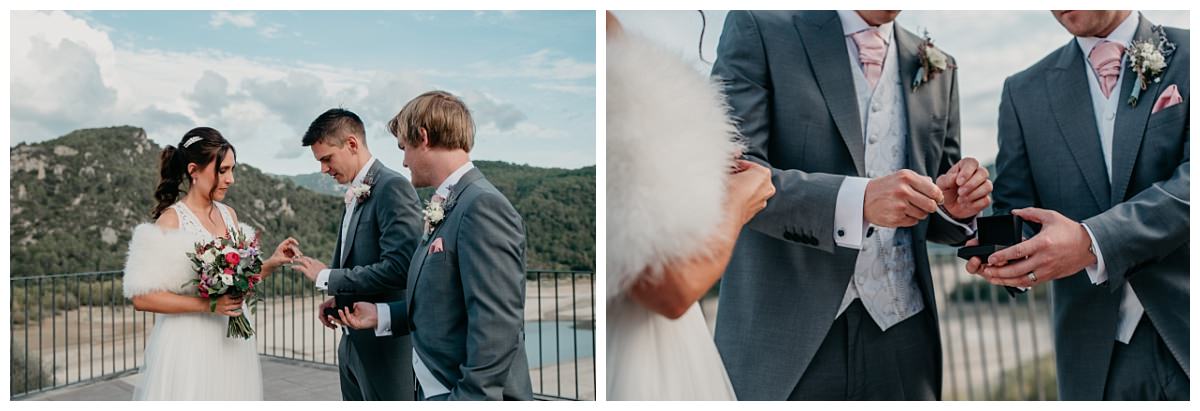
851, 28, 886, 89
1089, 41, 1125, 99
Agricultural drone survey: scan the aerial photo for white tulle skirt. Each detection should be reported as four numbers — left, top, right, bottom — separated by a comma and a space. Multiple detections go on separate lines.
133, 310, 262, 400
606, 298, 736, 400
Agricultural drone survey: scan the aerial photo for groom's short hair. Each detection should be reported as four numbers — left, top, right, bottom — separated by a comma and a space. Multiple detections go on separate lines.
303, 108, 367, 148
388, 91, 474, 152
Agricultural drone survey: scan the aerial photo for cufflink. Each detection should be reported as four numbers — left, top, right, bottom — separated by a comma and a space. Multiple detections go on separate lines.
837, 228, 846, 237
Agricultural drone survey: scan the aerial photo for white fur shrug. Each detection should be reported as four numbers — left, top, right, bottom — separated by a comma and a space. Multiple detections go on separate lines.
122, 222, 257, 298
606, 32, 742, 300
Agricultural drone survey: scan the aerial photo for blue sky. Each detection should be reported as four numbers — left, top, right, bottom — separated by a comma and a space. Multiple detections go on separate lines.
10, 10, 596, 175
612, 10, 1189, 165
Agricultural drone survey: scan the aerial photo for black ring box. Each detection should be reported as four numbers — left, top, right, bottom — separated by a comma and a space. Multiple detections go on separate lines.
956, 214, 1024, 261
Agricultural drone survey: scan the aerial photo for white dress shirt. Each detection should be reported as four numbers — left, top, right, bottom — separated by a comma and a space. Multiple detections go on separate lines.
1075, 11, 1144, 344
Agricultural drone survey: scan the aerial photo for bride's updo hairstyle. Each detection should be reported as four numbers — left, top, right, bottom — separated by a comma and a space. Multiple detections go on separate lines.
152, 127, 236, 219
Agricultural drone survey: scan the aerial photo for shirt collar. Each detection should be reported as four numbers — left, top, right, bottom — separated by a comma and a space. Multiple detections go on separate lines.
838, 10, 894, 45
435, 161, 475, 199
1076, 11, 1139, 58
351, 156, 376, 186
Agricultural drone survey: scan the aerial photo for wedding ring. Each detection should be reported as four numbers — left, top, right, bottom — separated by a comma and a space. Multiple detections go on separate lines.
1027, 272, 1038, 284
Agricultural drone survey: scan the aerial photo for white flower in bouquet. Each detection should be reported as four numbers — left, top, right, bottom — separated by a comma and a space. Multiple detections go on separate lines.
201, 249, 217, 265
219, 273, 234, 286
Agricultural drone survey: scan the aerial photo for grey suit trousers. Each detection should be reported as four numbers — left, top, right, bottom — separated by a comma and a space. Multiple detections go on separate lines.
787, 300, 939, 400
338, 332, 415, 400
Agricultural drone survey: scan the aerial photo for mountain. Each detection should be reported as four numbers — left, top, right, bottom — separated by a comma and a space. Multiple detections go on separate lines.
9, 126, 595, 278
273, 171, 343, 197
9, 126, 344, 278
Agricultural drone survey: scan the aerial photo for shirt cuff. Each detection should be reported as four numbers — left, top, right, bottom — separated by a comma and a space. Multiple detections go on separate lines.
374, 303, 393, 337
1081, 223, 1107, 285
834, 176, 869, 250
315, 269, 331, 291
935, 206, 978, 236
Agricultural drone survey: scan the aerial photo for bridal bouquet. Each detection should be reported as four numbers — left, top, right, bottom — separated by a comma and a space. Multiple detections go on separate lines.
183, 229, 264, 339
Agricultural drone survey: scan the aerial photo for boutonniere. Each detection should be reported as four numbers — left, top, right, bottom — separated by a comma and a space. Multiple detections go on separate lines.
1126, 25, 1176, 107
912, 30, 955, 92
344, 179, 372, 205
423, 197, 446, 231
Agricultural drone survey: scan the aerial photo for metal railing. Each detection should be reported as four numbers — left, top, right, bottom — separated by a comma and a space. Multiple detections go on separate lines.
930, 251, 1057, 400
10, 268, 595, 401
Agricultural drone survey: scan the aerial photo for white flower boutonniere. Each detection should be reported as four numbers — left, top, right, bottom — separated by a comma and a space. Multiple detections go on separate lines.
912, 30, 955, 92
344, 181, 372, 205
1126, 25, 1176, 107
423, 196, 446, 234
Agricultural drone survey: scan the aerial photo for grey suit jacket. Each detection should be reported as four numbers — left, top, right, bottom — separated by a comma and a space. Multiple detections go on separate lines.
326, 160, 423, 345
712, 11, 970, 400
993, 16, 1189, 400
388, 168, 533, 400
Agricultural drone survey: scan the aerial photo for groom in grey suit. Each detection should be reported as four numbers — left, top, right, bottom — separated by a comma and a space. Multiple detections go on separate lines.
969, 11, 1188, 400
290, 108, 424, 400
334, 91, 533, 401
712, 11, 992, 400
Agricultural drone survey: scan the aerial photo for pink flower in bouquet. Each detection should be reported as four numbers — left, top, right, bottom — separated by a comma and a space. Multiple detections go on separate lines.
225, 251, 241, 265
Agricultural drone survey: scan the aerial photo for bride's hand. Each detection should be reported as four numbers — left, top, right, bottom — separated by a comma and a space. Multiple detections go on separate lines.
726, 160, 775, 226
212, 294, 244, 317
267, 237, 302, 268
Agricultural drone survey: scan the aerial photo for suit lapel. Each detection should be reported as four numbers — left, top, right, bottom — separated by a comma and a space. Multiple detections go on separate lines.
1047, 42, 1112, 209
407, 168, 486, 314
794, 11, 866, 176
895, 27, 940, 176
331, 222, 344, 269
340, 161, 385, 266
1110, 15, 1165, 205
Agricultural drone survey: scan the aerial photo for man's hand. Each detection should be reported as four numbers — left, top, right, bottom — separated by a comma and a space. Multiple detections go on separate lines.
317, 297, 337, 329
291, 256, 328, 282
864, 169, 944, 228
936, 157, 992, 220
333, 302, 379, 330
979, 208, 1097, 288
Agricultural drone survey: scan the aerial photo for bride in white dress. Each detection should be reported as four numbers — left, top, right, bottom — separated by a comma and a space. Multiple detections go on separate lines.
606, 13, 775, 400
122, 127, 298, 400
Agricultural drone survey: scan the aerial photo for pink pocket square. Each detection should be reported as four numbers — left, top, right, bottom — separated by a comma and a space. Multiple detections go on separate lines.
1152, 84, 1183, 114
429, 237, 444, 254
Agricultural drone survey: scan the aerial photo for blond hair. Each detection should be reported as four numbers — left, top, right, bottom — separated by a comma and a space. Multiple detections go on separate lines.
388, 90, 475, 152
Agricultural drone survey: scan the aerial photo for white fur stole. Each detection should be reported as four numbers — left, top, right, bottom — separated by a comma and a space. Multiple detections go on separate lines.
606, 32, 742, 300
122, 222, 258, 298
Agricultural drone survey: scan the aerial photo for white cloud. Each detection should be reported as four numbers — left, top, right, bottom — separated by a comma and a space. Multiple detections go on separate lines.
10, 10, 591, 173
210, 11, 256, 29
462, 91, 528, 132
9, 11, 120, 142
460, 49, 594, 81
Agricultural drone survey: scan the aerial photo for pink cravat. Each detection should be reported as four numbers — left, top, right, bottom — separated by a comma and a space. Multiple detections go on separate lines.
1089, 41, 1125, 99
851, 28, 886, 89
